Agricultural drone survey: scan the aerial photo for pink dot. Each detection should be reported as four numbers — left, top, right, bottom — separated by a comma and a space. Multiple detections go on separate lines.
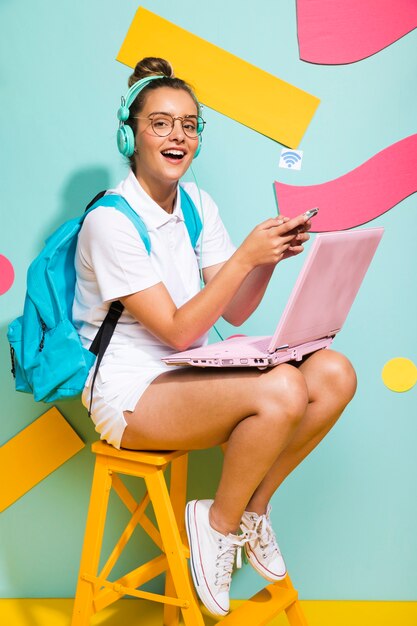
0, 255, 15, 295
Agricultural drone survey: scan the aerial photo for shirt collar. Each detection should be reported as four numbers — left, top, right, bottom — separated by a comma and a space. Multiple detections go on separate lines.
115, 170, 184, 229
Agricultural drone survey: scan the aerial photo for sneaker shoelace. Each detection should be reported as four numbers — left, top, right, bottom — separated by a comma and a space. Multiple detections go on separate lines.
215, 532, 251, 590
251, 513, 281, 563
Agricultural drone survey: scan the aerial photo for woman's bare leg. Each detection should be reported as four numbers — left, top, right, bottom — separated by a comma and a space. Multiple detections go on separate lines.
121, 363, 309, 534
245, 350, 357, 515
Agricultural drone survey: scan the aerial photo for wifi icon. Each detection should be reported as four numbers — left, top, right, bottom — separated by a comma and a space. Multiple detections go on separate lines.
279, 149, 303, 170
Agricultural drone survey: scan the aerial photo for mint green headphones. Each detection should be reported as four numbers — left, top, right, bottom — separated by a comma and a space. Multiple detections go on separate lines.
117, 75, 202, 158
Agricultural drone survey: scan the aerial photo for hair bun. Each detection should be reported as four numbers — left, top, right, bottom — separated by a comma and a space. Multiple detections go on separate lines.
128, 57, 174, 87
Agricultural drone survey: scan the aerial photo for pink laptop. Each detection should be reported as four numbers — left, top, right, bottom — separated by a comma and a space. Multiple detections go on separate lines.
162, 227, 384, 369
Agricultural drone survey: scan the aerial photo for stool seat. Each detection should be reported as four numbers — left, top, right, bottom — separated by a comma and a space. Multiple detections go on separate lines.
71, 441, 308, 626
92, 439, 186, 465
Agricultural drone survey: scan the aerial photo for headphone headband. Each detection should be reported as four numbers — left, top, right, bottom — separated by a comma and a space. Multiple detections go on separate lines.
117, 75, 165, 122
124, 75, 164, 113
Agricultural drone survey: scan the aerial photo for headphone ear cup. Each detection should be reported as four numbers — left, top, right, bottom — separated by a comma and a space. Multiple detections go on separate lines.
117, 124, 135, 157
193, 135, 202, 159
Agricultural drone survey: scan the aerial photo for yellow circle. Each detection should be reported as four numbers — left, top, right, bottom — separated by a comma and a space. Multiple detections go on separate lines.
382, 358, 417, 393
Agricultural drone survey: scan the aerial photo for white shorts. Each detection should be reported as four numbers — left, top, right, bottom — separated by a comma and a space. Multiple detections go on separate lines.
82, 349, 168, 449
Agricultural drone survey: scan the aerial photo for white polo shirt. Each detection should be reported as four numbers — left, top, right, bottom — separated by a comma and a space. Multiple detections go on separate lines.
73, 170, 236, 374
73, 171, 236, 447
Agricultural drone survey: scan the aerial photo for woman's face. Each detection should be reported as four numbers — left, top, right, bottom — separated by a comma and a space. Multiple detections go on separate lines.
134, 87, 200, 188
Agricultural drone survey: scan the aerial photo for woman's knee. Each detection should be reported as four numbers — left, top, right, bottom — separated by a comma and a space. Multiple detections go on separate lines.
312, 349, 357, 403
255, 365, 309, 427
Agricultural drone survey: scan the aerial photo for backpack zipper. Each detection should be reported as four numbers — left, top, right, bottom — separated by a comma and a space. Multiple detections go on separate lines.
10, 346, 16, 378
39, 319, 47, 352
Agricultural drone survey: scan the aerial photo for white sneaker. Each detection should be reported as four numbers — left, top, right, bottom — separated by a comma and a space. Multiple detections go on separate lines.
185, 499, 249, 617
240, 504, 287, 582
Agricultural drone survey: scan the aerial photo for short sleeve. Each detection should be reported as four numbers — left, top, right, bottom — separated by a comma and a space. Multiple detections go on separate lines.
77, 206, 161, 302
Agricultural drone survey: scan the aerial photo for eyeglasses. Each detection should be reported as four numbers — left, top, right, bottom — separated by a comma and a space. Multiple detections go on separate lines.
135, 112, 206, 138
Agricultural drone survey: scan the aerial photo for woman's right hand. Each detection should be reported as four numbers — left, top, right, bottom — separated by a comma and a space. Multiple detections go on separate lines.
235, 213, 310, 270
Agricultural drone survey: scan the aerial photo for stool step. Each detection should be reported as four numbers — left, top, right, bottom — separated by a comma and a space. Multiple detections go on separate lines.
93, 554, 168, 612
81, 573, 189, 609
215, 583, 298, 626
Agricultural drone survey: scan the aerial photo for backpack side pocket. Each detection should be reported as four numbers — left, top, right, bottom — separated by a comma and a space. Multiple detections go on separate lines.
7, 317, 32, 394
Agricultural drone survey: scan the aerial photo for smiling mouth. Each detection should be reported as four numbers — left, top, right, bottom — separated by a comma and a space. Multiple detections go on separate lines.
161, 149, 186, 161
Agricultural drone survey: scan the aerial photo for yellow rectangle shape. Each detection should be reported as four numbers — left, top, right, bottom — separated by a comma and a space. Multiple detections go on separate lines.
117, 7, 320, 148
0, 407, 84, 512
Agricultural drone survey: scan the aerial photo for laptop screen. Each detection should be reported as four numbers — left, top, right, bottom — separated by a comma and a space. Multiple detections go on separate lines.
268, 228, 384, 351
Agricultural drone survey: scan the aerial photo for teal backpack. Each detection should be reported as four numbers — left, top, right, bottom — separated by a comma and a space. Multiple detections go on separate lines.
8, 188, 202, 407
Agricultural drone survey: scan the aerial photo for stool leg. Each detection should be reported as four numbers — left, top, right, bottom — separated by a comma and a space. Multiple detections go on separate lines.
279, 576, 309, 626
164, 454, 189, 626
286, 601, 309, 626
146, 468, 205, 626
71, 458, 112, 626
164, 572, 179, 626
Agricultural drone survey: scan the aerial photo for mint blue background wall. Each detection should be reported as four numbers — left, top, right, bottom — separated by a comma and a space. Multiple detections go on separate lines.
1, 0, 416, 600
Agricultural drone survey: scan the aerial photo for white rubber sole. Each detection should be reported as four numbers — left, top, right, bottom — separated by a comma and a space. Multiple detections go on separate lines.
245, 544, 287, 582
185, 501, 229, 618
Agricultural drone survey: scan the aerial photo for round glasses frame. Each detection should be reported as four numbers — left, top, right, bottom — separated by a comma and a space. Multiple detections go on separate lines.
135, 113, 205, 138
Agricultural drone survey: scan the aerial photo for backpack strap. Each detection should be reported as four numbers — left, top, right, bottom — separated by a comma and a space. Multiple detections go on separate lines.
86, 188, 202, 252
86, 193, 151, 254
87, 300, 124, 415
85, 190, 107, 211
179, 186, 203, 248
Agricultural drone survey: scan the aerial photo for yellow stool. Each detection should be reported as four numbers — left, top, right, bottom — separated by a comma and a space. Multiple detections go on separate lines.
71, 441, 308, 626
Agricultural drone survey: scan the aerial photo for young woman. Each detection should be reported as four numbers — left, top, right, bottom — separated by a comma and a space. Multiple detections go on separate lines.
73, 57, 357, 617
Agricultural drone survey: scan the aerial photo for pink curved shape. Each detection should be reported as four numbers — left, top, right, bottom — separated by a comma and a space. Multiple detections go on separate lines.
0, 254, 14, 295
274, 135, 417, 232
297, 0, 417, 64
